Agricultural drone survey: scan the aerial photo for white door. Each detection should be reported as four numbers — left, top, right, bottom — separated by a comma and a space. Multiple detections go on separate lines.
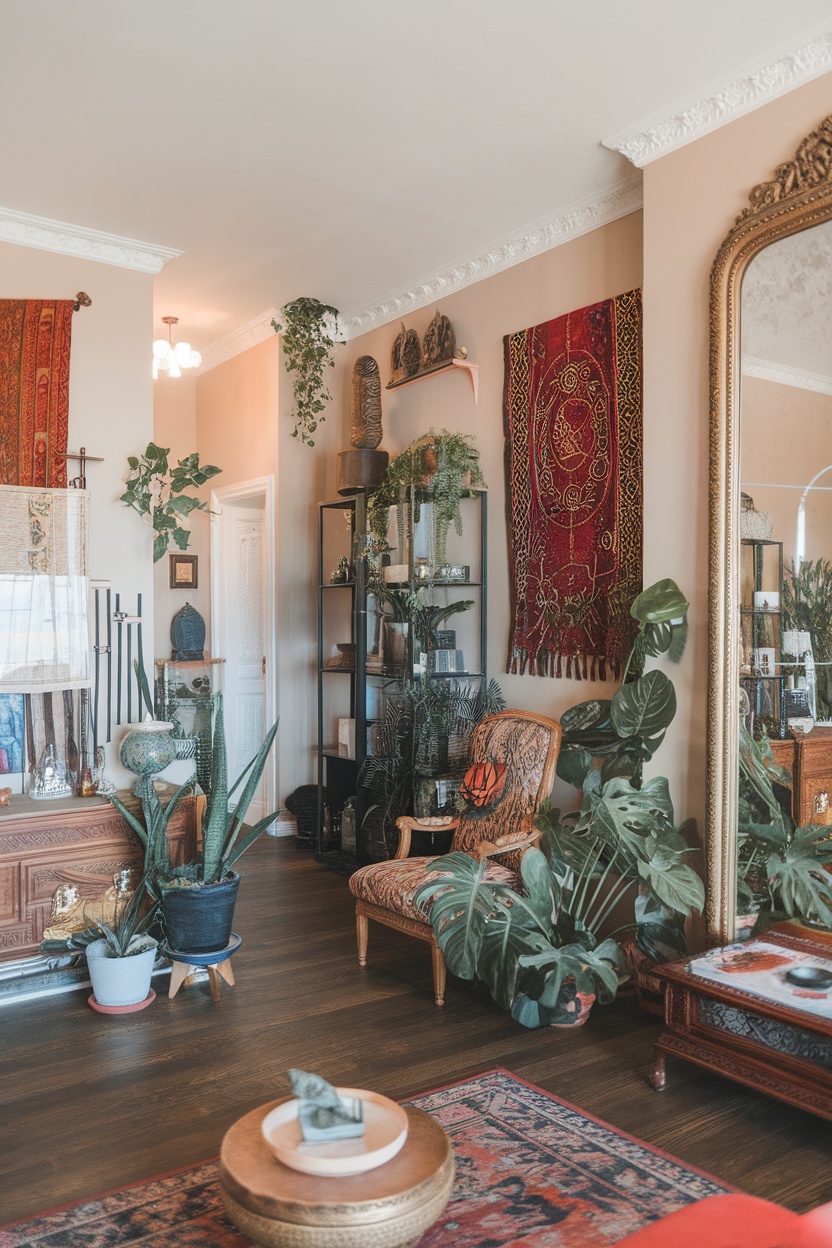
217, 495, 268, 822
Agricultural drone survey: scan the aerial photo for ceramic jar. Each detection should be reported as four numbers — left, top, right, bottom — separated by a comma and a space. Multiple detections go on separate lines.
120, 715, 176, 795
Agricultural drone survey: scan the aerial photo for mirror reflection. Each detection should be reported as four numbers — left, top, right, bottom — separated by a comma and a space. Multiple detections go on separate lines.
737, 219, 832, 933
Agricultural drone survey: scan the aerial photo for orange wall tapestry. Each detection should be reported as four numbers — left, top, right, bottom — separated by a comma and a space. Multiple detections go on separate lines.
0, 299, 73, 488
503, 289, 643, 681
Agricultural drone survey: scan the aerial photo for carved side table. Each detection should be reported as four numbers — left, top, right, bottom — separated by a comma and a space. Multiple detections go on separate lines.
220, 1099, 454, 1248
650, 924, 832, 1121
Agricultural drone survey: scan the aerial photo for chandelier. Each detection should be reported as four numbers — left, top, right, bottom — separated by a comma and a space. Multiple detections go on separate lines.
152, 316, 202, 378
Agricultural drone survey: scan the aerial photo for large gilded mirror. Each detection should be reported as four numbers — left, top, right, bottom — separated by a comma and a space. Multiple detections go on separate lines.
708, 114, 832, 944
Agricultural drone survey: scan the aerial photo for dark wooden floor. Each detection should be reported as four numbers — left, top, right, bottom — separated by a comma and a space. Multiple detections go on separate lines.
2, 835, 831, 1227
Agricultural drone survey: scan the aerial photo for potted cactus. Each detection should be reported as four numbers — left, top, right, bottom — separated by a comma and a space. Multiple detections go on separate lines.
108, 694, 279, 954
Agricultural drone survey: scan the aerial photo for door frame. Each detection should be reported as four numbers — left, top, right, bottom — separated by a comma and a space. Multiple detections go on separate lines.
210, 475, 277, 817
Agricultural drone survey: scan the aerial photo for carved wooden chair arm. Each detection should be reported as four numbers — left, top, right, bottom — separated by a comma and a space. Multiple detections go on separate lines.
393, 815, 460, 860
474, 827, 541, 861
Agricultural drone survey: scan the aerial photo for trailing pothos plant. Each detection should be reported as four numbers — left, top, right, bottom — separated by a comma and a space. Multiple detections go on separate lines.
367, 429, 486, 566
122, 442, 221, 562
272, 298, 341, 446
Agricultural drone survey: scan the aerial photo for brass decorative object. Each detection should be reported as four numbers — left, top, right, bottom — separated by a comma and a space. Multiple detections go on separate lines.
421, 310, 455, 367
350, 356, 383, 450
708, 113, 832, 944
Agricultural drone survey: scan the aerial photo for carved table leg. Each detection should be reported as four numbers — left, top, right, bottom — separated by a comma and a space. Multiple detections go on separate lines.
356, 910, 368, 966
431, 945, 446, 1007
648, 1046, 667, 1091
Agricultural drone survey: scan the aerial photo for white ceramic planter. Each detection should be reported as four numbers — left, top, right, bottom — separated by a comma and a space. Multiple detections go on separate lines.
86, 938, 157, 1007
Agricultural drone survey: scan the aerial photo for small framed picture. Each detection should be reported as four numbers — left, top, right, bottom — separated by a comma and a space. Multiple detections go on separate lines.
169, 554, 198, 589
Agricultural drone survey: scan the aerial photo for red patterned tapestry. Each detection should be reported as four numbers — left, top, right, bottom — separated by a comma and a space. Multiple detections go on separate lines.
503, 289, 642, 680
0, 299, 72, 488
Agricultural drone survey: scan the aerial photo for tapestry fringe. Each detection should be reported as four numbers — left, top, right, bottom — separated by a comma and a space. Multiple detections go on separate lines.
508, 647, 621, 682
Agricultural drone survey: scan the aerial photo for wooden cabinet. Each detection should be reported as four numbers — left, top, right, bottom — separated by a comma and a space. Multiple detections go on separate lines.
0, 792, 197, 962
768, 728, 832, 827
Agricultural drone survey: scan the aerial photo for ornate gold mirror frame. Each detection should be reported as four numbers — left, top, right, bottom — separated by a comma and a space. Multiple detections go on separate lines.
707, 114, 832, 943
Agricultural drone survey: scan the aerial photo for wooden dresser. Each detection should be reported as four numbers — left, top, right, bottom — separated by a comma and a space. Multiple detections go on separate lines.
769, 727, 832, 827
0, 792, 198, 963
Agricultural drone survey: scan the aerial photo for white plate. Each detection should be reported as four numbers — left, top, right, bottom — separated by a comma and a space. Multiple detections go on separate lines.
261, 1088, 408, 1176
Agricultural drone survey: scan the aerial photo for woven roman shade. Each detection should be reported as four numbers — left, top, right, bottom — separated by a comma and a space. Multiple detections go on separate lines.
0, 486, 90, 692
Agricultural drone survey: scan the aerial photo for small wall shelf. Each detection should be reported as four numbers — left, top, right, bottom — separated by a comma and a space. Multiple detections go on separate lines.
386, 357, 479, 406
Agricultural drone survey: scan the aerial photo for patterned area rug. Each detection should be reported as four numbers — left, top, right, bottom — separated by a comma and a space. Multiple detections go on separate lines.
0, 1069, 729, 1247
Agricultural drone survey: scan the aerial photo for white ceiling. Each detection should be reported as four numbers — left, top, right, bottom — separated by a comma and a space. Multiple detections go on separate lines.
2, 1, 832, 356
743, 220, 832, 386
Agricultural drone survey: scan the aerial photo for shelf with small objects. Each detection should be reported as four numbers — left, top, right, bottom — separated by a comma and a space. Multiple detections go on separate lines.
154, 657, 225, 798
739, 537, 786, 740
356, 480, 496, 862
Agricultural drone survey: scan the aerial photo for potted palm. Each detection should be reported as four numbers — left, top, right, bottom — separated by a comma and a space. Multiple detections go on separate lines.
108, 694, 279, 954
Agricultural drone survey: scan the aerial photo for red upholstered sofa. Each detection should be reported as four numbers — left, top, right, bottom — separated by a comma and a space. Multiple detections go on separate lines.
616, 1194, 832, 1247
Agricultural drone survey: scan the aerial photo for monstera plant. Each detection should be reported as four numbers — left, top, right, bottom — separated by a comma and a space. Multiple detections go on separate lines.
737, 722, 832, 930
416, 578, 705, 1027
415, 836, 623, 1029
542, 578, 702, 967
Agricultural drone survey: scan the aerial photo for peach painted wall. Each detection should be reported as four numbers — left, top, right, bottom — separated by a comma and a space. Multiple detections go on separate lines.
0, 241, 154, 788
331, 211, 643, 811
642, 70, 832, 839
741, 375, 832, 569
193, 335, 340, 802
152, 375, 214, 657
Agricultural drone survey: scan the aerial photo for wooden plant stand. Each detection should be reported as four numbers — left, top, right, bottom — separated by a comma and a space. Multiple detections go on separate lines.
161, 933, 241, 1003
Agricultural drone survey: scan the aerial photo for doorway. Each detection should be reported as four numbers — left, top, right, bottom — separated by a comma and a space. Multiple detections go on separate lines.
210, 477, 276, 824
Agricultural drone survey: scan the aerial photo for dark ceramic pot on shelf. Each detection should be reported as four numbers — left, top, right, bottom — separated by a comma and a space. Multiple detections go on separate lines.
160, 871, 240, 954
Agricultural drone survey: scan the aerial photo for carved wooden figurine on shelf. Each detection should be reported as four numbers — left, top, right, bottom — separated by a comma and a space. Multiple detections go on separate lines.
422, 310, 455, 367
391, 323, 421, 381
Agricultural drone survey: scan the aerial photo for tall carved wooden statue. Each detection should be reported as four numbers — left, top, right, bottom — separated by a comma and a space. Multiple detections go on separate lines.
337, 355, 388, 495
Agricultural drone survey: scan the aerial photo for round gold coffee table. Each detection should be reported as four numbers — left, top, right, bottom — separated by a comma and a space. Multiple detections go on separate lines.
219, 1098, 454, 1248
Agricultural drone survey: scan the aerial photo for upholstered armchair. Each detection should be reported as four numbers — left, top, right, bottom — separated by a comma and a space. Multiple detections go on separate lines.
349, 709, 562, 1006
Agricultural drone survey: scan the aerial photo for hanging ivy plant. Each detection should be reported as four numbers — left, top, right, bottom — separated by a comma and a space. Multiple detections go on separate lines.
272, 298, 341, 447
121, 442, 221, 562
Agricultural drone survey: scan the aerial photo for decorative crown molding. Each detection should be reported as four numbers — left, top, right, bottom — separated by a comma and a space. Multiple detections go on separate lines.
742, 355, 832, 397
338, 176, 643, 340
195, 308, 280, 374
0, 206, 181, 273
603, 29, 832, 168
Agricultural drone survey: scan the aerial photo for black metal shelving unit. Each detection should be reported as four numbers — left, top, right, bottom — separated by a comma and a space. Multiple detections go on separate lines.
315, 488, 487, 863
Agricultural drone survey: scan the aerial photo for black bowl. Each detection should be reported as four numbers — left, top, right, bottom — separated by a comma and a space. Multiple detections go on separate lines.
784, 965, 832, 989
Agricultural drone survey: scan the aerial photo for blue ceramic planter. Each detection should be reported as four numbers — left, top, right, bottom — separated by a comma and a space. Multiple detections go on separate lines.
160, 871, 241, 954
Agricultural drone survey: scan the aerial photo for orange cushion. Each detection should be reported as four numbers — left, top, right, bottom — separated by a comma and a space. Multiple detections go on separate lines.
616, 1193, 832, 1248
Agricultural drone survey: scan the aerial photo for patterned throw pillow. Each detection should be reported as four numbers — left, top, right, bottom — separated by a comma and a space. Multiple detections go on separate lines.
459, 761, 507, 813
